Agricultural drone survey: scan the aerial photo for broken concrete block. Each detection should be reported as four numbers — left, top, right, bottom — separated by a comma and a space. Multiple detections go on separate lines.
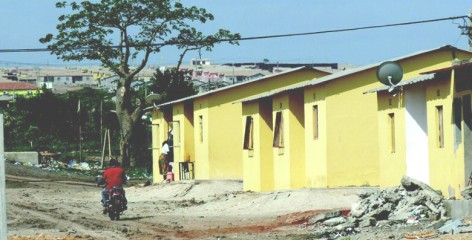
350, 202, 368, 218
334, 221, 356, 231
358, 217, 377, 228
308, 210, 342, 224
438, 219, 462, 234
323, 216, 346, 226
401, 176, 441, 197
383, 191, 402, 204
444, 199, 472, 220
461, 186, 472, 200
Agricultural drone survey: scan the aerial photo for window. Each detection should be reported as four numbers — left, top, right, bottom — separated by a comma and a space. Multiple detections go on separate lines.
313, 105, 319, 140
243, 116, 254, 150
199, 115, 203, 143
437, 106, 444, 148
273, 112, 284, 147
388, 113, 395, 153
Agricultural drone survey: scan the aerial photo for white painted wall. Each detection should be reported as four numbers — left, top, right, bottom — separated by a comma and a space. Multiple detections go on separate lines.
405, 87, 429, 184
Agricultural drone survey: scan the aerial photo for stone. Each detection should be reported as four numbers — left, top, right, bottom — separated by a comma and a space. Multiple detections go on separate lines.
461, 186, 472, 200
427, 219, 449, 229
308, 210, 342, 224
334, 221, 356, 231
358, 217, 377, 228
350, 202, 368, 218
323, 216, 346, 226
383, 191, 402, 204
438, 219, 462, 234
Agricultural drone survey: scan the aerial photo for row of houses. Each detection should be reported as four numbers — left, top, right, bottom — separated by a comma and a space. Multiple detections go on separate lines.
150, 45, 472, 199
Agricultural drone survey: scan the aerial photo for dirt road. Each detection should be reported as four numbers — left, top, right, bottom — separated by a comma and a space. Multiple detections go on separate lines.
5, 163, 369, 239
8, 164, 472, 240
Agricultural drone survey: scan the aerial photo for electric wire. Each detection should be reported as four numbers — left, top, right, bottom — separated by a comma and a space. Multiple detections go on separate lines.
0, 15, 469, 53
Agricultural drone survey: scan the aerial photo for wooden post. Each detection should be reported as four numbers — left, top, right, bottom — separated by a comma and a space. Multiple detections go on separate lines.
107, 129, 112, 159
100, 129, 108, 169
0, 107, 8, 240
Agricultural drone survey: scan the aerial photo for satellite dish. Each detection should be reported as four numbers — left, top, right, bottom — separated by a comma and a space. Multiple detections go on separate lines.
376, 61, 403, 86
145, 93, 161, 104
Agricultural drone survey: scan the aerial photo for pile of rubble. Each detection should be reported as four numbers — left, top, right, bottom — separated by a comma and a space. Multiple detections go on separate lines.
308, 176, 447, 238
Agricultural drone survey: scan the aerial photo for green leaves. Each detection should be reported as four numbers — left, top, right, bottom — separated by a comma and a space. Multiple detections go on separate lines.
41, 0, 240, 73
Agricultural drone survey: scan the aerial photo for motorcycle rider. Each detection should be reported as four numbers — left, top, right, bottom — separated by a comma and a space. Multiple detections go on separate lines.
97, 159, 127, 213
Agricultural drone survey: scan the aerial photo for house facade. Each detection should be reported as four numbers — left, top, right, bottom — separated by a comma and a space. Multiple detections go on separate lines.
150, 67, 331, 183
367, 57, 472, 198
0, 82, 41, 97
240, 45, 472, 192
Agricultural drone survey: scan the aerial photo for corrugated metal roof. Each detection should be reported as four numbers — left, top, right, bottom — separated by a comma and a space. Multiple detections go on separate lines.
235, 45, 469, 103
363, 73, 436, 94
157, 66, 329, 107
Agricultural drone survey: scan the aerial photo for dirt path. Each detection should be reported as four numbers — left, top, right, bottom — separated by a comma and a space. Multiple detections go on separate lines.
6, 171, 369, 239
7, 164, 472, 239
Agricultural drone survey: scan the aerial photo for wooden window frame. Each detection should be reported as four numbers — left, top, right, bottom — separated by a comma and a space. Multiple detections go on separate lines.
388, 113, 395, 153
437, 106, 444, 148
273, 111, 284, 148
243, 116, 254, 150
199, 115, 203, 143
313, 105, 319, 140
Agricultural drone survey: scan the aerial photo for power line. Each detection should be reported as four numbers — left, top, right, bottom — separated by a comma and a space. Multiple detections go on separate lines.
0, 15, 469, 53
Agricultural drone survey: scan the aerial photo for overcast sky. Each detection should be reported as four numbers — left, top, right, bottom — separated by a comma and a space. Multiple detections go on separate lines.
0, 0, 471, 67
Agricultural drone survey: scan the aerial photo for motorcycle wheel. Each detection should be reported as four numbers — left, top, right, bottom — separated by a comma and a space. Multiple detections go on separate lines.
108, 209, 117, 220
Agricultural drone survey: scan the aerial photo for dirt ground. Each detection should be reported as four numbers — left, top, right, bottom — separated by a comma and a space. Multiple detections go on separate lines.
5, 162, 472, 240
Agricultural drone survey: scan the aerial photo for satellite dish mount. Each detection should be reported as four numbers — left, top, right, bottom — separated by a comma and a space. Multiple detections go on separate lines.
376, 61, 403, 96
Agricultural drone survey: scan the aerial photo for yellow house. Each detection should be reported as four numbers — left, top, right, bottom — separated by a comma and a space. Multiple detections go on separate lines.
366, 54, 472, 198
240, 45, 472, 192
0, 82, 41, 97
151, 67, 331, 183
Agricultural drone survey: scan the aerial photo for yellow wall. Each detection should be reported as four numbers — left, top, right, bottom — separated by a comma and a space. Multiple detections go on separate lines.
170, 102, 195, 180
273, 94, 290, 189
1, 89, 41, 97
323, 70, 380, 187
375, 49, 472, 196
304, 85, 328, 188
242, 100, 274, 191
272, 91, 306, 190
377, 91, 407, 186
426, 75, 464, 198
151, 109, 169, 183
193, 98, 210, 179
192, 69, 329, 180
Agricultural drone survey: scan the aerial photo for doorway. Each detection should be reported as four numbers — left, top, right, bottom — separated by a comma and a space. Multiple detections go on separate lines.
405, 87, 429, 183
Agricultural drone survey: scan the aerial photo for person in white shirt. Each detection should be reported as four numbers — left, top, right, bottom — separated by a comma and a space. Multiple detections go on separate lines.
159, 141, 170, 180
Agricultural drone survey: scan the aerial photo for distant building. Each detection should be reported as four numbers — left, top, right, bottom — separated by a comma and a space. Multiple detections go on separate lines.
0, 82, 41, 97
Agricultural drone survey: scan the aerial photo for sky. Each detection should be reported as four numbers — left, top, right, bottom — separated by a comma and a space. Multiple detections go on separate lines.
0, 0, 471, 67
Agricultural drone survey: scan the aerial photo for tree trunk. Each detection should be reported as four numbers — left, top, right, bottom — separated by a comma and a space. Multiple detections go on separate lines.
119, 116, 135, 167
115, 76, 141, 168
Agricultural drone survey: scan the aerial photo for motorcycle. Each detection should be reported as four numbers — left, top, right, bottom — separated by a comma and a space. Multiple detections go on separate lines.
96, 175, 128, 221
104, 186, 127, 220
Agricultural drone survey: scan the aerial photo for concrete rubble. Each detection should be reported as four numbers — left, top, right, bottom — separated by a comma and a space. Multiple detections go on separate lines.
307, 176, 472, 239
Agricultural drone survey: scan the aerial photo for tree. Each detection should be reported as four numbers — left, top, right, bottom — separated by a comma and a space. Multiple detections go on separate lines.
40, 0, 240, 167
148, 68, 197, 104
4, 88, 116, 155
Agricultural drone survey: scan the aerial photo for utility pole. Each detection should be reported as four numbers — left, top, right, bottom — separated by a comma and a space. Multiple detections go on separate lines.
469, 11, 472, 52
461, 11, 472, 51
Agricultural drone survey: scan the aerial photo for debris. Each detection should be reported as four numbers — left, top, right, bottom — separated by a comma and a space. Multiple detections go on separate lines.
307, 176, 452, 238
438, 219, 462, 234
308, 210, 342, 224
461, 186, 472, 200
